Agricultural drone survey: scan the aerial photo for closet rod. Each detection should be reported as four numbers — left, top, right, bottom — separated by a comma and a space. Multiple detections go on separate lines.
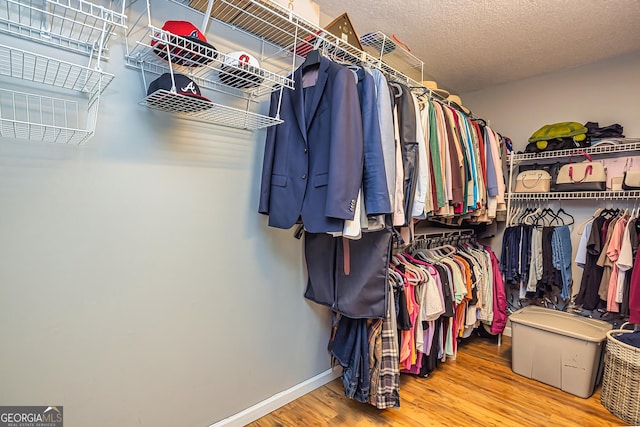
413, 227, 475, 239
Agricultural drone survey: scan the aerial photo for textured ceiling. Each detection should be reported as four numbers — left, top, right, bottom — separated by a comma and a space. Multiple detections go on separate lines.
315, 0, 640, 94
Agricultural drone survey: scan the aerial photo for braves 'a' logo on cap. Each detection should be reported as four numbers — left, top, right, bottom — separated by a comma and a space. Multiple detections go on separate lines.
189, 29, 199, 40
180, 81, 198, 95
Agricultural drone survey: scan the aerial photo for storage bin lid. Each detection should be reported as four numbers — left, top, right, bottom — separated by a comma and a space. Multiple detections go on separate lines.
509, 306, 612, 342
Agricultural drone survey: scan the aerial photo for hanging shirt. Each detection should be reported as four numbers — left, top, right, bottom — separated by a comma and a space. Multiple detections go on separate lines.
575, 219, 595, 268
411, 93, 429, 218
368, 69, 396, 212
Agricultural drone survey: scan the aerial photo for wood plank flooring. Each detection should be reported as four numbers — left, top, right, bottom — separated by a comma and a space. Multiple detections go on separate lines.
249, 335, 626, 426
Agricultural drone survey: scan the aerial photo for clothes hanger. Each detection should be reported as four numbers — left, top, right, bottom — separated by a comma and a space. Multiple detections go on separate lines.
523, 207, 542, 225
548, 209, 563, 226
302, 49, 322, 70
538, 207, 556, 227
554, 208, 574, 225
388, 81, 403, 98
533, 207, 547, 226
508, 204, 521, 226
512, 206, 528, 225
576, 206, 603, 235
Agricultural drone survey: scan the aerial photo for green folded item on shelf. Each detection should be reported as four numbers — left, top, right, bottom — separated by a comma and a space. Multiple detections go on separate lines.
528, 122, 588, 145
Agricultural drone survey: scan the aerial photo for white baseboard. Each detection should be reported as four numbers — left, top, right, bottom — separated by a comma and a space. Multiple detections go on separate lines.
210, 368, 341, 427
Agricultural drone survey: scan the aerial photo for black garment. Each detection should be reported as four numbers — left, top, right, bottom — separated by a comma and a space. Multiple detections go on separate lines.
418, 317, 443, 377
585, 121, 624, 139
390, 82, 418, 227
540, 226, 562, 293
575, 217, 606, 310
393, 265, 412, 331
500, 226, 520, 285
520, 225, 532, 285
434, 264, 455, 317
304, 229, 392, 319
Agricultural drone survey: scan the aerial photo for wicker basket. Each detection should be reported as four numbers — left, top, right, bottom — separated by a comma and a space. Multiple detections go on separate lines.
601, 323, 640, 425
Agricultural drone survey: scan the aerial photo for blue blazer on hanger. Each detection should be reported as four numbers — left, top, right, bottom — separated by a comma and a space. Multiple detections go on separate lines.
354, 67, 391, 216
259, 56, 364, 233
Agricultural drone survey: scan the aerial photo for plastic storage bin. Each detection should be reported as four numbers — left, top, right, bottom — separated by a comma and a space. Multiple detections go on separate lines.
509, 306, 612, 398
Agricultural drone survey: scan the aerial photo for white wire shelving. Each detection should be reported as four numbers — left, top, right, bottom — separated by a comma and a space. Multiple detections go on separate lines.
183, 0, 426, 88
0, 0, 127, 59
0, 0, 124, 145
507, 138, 640, 164
135, 0, 461, 129
142, 89, 283, 130
125, 0, 297, 130
126, 23, 294, 100
0, 44, 114, 100
360, 32, 423, 83
505, 137, 640, 223
0, 88, 95, 144
509, 190, 640, 201
0, 44, 115, 144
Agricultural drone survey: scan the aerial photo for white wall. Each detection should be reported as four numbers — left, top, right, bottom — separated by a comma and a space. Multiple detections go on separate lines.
0, 2, 332, 426
462, 51, 640, 151
462, 50, 640, 298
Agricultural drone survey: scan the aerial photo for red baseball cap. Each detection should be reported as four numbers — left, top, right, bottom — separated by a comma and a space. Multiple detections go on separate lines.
152, 21, 218, 67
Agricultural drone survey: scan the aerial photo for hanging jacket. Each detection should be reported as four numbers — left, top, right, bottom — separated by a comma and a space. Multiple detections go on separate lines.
389, 82, 418, 227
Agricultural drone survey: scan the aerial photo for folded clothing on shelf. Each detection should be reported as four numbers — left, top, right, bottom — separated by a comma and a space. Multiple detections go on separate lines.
585, 121, 624, 139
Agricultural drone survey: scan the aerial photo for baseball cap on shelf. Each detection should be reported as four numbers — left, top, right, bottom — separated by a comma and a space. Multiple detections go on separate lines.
147, 73, 213, 112
151, 21, 218, 67
218, 51, 264, 89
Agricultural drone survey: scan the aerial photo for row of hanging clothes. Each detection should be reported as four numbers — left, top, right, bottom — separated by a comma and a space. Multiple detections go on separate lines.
500, 203, 575, 312
259, 46, 511, 410
390, 83, 509, 234
327, 231, 508, 409
573, 206, 640, 321
260, 47, 510, 242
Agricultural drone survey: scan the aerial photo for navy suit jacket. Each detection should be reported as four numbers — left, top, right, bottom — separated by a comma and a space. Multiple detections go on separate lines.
355, 68, 391, 216
259, 57, 364, 233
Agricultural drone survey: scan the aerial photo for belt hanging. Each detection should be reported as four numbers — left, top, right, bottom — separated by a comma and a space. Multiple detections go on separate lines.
342, 237, 351, 275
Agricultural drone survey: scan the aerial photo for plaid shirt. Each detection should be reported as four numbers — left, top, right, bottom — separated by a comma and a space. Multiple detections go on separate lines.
373, 282, 401, 409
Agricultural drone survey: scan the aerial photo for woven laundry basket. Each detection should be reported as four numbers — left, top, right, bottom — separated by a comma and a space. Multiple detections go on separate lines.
601, 323, 640, 425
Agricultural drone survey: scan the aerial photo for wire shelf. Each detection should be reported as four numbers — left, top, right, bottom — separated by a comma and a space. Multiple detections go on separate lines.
148, 0, 433, 130
508, 138, 640, 164
187, 0, 335, 53
0, 0, 127, 57
142, 89, 283, 130
126, 24, 293, 99
509, 190, 640, 200
185, 0, 432, 90
0, 88, 94, 145
360, 32, 423, 82
0, 44, 115, 102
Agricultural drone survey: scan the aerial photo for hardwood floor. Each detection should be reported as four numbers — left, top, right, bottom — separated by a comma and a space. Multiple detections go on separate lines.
249, 335, 626, 427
